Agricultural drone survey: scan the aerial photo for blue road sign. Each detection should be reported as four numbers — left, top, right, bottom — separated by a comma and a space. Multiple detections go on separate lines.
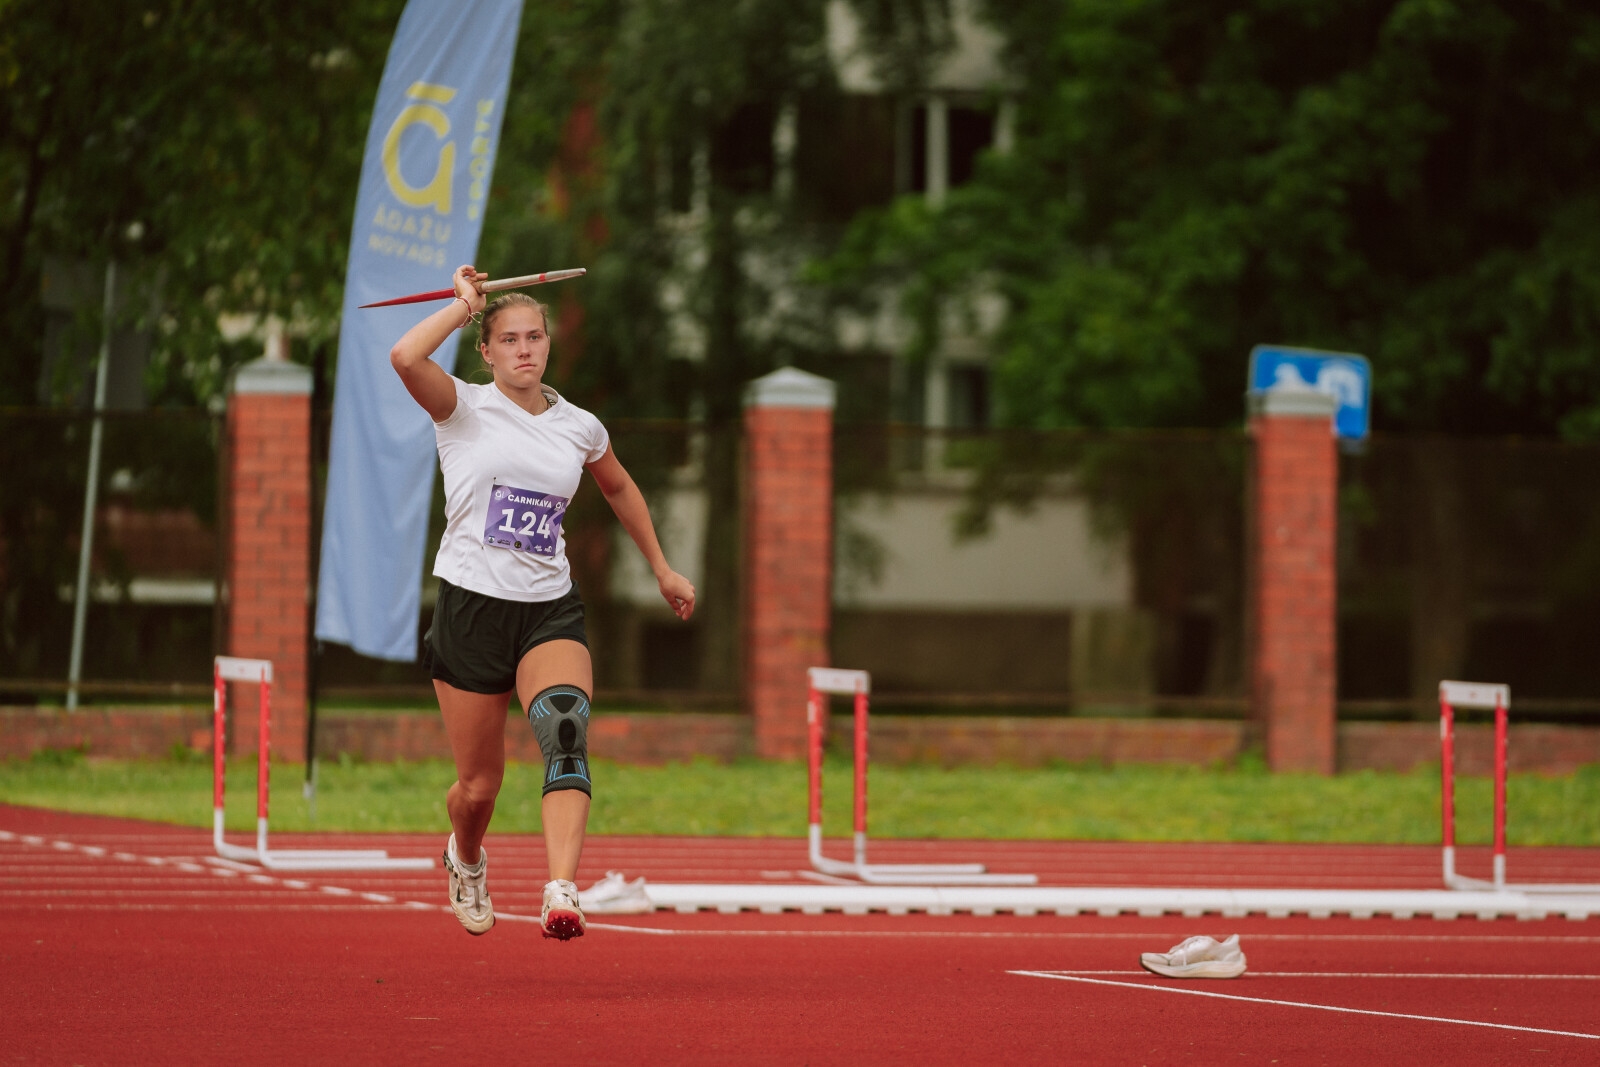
1248, 345, 1371, 441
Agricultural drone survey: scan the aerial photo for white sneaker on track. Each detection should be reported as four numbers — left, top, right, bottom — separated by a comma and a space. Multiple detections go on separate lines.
541, 878, 586, 941
442, 834, 494, 936
1140, 934, 1246, 979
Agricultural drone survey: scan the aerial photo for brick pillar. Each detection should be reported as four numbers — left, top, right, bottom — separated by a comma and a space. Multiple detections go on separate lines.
227, 358, 312, 760
743, 368, 836, 759
1250, 388, 1339, 773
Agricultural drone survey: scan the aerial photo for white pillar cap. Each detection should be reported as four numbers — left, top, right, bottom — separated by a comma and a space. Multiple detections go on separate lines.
1248, 384, 1338, 418
744, 366, 836, 410
232, 357, 312, 396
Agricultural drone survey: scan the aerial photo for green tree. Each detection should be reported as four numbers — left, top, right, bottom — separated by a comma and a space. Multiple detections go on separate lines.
0, 0, 401, 405
480, 0, 935, 690
829, 0, 1600, 438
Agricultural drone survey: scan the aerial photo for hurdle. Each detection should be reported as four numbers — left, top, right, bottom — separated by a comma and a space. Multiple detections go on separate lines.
212, 656, 432, 871
807, 667, 1037, 886
1440, 679, 1600, 894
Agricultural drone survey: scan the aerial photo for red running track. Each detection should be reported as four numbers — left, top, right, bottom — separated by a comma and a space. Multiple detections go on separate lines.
4, 804, 1599, 1064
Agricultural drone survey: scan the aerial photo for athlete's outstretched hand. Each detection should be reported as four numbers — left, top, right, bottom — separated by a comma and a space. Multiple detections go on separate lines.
658, 569, 696, 621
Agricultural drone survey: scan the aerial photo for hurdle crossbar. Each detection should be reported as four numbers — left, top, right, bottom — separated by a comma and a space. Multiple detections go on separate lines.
807, 667, 1037, 886
1440, 679, 1600, 894
213, 656, 432, 871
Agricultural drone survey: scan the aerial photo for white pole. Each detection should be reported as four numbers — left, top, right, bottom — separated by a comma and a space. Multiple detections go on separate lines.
66, 260, 116, 711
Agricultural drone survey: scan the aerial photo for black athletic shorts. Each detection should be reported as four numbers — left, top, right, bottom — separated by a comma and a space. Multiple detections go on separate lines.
422, 578, 588, 694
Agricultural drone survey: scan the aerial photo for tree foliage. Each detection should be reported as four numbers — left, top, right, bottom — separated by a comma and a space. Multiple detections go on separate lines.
829, 0, 1600, 436
0, 0, 401, 405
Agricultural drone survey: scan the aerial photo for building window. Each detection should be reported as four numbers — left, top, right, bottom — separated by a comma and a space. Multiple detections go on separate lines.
711, 102, 777, 195
795, 92, 897, 221
906, 100, 996, 199
945, 364, 990, 429
947, 106, 995, 187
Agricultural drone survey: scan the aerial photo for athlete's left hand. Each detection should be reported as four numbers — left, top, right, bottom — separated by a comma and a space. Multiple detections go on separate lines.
657, 570, 696, 621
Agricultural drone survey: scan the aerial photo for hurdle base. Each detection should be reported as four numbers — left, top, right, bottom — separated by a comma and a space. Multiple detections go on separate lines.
808, 825, 1039, 886
212, 808, 434, 871
1443, 846, 1600, 895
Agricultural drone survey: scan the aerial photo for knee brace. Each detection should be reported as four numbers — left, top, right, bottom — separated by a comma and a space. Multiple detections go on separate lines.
528, 685, 592, 796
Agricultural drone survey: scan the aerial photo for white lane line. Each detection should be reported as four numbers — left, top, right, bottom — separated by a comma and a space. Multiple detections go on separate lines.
28, 904, 427, 913
1007, 971, 1600, 1041
578, 924, 1600, 943
2, 832, 448, 912
1036, 970, 1600, 980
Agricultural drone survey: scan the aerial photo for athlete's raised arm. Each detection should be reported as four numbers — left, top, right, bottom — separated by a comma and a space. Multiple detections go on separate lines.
389, 264, 485, 422
586, 444, 696, 621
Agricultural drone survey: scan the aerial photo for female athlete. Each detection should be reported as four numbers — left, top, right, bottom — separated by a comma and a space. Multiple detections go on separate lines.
390, 264, 695, 940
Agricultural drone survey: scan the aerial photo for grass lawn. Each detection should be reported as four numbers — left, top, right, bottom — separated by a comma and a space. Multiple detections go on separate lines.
3, 750, 1598, 845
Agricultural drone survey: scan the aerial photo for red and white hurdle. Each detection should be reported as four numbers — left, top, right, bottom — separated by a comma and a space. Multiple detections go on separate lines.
212, 656, 432, 871
806, 667, 1036, 886
1440, 678, 1600, 894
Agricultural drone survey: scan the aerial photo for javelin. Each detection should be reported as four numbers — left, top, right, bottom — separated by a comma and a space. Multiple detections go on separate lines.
358, 268, 587, 308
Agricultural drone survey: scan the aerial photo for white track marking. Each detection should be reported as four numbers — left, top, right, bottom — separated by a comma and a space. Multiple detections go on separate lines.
33, 904, 429, 912
1036, 970, 1600, 980
581, 923, 1600, 943
6, 830, 1600, 939
1008, 971, 1600, 1041
0, 831, 448, 914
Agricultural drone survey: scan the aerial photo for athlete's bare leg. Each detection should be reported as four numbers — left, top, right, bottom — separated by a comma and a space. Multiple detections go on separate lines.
516, 638, 594, 883
436, 681, 513, 866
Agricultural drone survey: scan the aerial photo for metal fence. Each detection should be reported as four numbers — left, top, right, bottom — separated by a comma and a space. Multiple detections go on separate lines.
0, 409, 222, 700
1340, 436, 1600, 721
5, 408, 1600, 721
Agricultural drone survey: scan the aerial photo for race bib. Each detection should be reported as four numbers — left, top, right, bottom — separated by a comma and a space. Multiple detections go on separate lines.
483, 483, 568, 556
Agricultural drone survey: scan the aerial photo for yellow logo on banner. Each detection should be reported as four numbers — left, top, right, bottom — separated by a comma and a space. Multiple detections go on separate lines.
382, 81, 457, 214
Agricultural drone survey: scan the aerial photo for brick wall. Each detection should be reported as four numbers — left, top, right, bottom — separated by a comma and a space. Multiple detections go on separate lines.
9, 707, 1597, 774
227, 360, 313, 761
858, 716, 1246, 768
0, 707, 212, 760
1251, 394, 1339, 773
743, 369, 836, 759
316, 711, 755, 764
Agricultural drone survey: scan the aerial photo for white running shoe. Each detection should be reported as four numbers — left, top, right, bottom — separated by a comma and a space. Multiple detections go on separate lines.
1140, 934, 1246, 979
442, 834, 494, 936
541, 878, 586, 941
582, 870, 652, 914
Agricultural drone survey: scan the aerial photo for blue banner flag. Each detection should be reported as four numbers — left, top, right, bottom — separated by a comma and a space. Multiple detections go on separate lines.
316, 0, 524, 661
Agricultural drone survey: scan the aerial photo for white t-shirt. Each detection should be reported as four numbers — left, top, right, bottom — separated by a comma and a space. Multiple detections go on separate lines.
431, 378, 610, 602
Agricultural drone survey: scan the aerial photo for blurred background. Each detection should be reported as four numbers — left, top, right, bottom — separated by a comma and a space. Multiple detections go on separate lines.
4, 0, 1600, 728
